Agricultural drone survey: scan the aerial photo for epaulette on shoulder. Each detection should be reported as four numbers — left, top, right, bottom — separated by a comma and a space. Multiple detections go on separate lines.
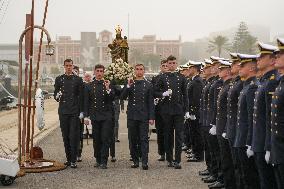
250, 80, 255, 85
270, 74, 275, 80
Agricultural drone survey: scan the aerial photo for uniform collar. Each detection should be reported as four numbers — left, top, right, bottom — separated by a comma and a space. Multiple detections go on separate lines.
94, 79, 104, 84
223, 78, 232, 85
260, 69, 277, 81
244, 76, 256, 86
233, 76, 241, 82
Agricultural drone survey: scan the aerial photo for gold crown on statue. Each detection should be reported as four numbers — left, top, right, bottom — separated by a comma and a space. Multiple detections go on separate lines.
115, 25, 122, 34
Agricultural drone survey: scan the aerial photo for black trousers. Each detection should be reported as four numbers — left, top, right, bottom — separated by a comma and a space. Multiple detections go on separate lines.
254, 152, 277, 189
207, 133, 222, 180
155, 112, 165, 156
228, 140, 244, 189
161, 114, 184, 163
109, 118, 115, 157
78, 119, 84, 158
184, 120, 191, 147
274, 164, 284, 189
92, 118, 113, 165
190, 120, 204, 160
237, 147, 260, 189
217, 136, 236, 189
59, 114, 80, 163
127, 119, 149, 165
202, 126, 212, 173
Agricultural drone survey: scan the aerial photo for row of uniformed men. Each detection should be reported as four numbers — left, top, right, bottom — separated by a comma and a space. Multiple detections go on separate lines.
174, 38, 284, 189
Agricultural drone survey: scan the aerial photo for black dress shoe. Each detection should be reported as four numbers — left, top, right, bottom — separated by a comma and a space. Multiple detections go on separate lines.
208, 181, 219, 187
203, 176, 217, 183
187, 156, 202, 162
70, 162, 77, 168
77, 156, 82, 162
64, 161, 71, 166
199, 169, 210, 176
186, 149, 192, 154
199, 169, 208, 174
174, 163, 182, 169
208, 181, 224, 188
158, 155, 165, 161
94, 163, 101, 167
111, 157, 117, 162
131, 163, 139, 168
99, 164, 107, 169
185, 152, 194, 158
167, 162, 174, 167
201, 175, 211, 181
142, 164, 148, 170
115, 139, 120, 142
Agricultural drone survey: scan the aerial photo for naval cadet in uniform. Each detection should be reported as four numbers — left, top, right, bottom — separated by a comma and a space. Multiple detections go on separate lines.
84, 64, 115, 169
234, 54, 260, 189
225, 53, 244, 189
205, 56, 224, 185
185, 61, 204, 162
214, 60, 235, 189
271, 38, 284, 189
199, 59, 215, 178
54, 59, 84, 168
121, 63, 155, 170
251, 42, 279, 189
151, 59, 168, 161
155, 55, 190, 169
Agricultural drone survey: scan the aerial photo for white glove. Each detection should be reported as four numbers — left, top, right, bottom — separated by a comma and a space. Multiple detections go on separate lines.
162, 89, 173, 97
209, 125, 216, 135
55, 91, 62, 101
162, 91, 170, 97
189, 115, 196, 120
222, 133, 227, 139
79, 112, 84, 119
154, 98, 159, 105
246, 146, 254, 158
184, 112, 190, 120
265, 151, 270, 164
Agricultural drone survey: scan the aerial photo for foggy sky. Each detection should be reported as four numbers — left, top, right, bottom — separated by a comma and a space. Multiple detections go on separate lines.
0, 0, 284, 43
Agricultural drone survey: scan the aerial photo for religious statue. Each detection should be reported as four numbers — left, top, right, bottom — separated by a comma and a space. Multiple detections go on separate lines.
108, 25, 129, 63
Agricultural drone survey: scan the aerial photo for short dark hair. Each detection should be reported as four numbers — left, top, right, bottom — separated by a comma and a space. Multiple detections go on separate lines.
167, 55, 176, 62
73, 65, 79, 71
161, 59, 167, 65
94, 64, 105, 70
64, 58, 73, 65
135, 63, 145, 69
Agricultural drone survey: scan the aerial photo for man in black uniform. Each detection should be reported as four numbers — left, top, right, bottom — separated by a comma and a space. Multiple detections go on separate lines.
234, 54, 260, 189
121, 64, 155, 170
204, 56, 224, 185
271, 38, 284, 189
54, 59, 83, 168
225, 53, 244, 189
251, 42, 279, 189
84, 64, 115, 169
214, 60, 236, 189
185, 61, 204, 162
155, 55, 189, 169
151, 59, 168, 161
199, 59, 215, 178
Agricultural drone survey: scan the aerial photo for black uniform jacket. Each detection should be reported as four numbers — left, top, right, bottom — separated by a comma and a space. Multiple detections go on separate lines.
121, 79, 155, 121
54, 74, 83, 115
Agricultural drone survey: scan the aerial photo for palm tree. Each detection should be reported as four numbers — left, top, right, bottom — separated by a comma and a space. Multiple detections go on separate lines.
207, 35, 230, 57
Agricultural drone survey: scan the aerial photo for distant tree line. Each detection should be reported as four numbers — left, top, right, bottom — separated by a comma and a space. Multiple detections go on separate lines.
207, 21, 258, 57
